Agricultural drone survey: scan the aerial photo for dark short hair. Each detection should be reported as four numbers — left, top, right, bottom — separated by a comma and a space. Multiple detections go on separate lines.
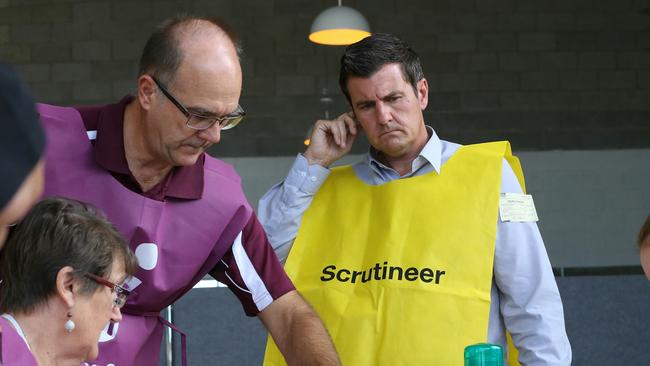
638, 215, 650, 248
0, 198, 138, 314
138, 14, 242, 85
338, 33, 424, 104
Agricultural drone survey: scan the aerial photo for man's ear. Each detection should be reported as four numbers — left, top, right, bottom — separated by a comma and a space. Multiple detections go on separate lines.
137, 74, 157, 111
56, 266, 77, 308
417, 78, 429, 111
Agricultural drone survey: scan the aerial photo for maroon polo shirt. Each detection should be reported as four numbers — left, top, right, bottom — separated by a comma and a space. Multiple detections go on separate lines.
73, 97, 296, 315
75, 96, 204, 201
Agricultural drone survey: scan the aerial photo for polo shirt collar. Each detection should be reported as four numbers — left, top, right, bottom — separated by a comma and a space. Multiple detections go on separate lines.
93, 96, 204, 200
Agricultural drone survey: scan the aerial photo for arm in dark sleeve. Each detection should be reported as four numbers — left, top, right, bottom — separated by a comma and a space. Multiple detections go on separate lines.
210, 213, 295, 316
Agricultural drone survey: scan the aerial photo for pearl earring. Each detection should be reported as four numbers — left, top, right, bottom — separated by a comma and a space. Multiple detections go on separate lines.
64, 312, 75, 333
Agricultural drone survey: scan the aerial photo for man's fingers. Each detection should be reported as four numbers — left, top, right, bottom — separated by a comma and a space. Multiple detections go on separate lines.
333, 120, 348, 148
312, 112, 359, 150
314, 119, 337, 145
316, 119, 345, 148
334, 111, 357, 136
342, 112, 357, 136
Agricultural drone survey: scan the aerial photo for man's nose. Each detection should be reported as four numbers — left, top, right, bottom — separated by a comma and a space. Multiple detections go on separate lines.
197, 123, 222, 144
375, 102, 391, 124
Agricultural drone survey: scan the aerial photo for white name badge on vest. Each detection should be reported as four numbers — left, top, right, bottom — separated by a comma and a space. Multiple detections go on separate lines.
499, 193, 539, 222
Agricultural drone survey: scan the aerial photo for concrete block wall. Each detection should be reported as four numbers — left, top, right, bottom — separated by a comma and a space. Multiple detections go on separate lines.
0, 0, 648, 156
520, 149, 650, 268
1, 0, 647, 267
1, 0, 648, 267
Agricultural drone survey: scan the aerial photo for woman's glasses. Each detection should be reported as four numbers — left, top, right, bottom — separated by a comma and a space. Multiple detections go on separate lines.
85, 272, 131, 308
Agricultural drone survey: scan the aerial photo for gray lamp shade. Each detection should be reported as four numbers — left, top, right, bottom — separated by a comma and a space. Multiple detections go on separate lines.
309, 5, 371, 46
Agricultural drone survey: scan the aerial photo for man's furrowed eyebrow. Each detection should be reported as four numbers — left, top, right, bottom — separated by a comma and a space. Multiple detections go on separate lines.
355, 100, 375, 108
383, 91, 403, 99
354, 90, 405, 108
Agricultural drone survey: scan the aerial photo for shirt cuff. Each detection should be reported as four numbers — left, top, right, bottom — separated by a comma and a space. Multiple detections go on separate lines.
283, 154, 330, 194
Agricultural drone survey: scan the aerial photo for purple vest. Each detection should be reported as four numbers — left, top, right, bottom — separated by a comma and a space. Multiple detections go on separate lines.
38, 104, 252, 365
0, 317, 38, 366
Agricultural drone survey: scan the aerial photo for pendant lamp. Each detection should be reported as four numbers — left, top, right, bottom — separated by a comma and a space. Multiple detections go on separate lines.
309, 0, 371, 46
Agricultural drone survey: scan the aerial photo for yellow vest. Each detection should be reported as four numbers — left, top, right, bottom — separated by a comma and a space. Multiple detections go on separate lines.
264, 142, 525, 365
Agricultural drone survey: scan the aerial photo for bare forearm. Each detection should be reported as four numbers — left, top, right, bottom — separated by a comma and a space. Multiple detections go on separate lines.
280, 309, 340, 365
260, 291, 340, 366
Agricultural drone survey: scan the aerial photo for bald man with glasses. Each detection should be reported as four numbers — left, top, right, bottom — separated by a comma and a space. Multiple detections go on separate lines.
37, 15, 339, 366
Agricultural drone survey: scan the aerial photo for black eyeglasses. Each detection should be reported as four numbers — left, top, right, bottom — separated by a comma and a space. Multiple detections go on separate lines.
85, 272, 131, 308
151, 76, 245, 131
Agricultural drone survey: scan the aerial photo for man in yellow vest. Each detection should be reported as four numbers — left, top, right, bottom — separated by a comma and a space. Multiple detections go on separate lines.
259, 33, 571, 365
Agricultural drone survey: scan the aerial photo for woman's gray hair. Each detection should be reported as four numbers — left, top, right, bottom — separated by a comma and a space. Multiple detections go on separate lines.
0, 197, 138, 314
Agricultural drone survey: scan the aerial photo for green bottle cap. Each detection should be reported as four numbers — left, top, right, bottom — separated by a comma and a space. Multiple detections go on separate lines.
464, 343, 504, 366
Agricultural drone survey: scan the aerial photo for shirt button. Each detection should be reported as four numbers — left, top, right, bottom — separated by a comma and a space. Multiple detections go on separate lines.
309, 176, 317, 182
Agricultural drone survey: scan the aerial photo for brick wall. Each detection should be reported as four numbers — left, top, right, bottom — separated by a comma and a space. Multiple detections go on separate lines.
1, 0, 649, 156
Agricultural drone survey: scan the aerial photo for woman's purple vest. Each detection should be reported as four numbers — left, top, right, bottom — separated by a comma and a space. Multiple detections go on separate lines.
38, 104, 252, 366
0, 316, 38, 366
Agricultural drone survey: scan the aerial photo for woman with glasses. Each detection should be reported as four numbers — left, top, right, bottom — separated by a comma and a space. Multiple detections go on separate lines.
0, 198, 138, 365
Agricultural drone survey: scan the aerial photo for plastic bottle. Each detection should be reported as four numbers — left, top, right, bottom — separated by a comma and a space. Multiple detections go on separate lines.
464, 343, 504, 366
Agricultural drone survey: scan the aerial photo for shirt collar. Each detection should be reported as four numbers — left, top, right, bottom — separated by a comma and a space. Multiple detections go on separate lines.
94, 96, 131, 175
92, 95, 204, 200
367, 125, 442, 176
